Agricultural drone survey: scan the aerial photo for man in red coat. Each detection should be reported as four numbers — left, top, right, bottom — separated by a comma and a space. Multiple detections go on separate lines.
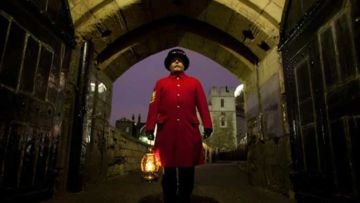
145, 48, 213, 203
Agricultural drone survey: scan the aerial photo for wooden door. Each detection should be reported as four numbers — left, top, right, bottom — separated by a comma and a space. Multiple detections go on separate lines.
281, 0, 359, 202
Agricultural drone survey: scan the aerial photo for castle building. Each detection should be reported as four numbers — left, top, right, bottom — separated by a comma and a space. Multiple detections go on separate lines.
115, 114, 145, 138
207, 86, 237, 151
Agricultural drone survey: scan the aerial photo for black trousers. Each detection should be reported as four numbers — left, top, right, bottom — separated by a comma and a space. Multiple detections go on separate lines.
162, 167, 195, 203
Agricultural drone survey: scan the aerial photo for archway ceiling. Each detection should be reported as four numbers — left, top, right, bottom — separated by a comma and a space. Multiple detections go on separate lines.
67, 0, 284, 82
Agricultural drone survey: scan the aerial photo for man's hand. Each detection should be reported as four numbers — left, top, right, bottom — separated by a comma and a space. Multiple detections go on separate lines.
203, 128, 213, 139
146, 130, 154, 140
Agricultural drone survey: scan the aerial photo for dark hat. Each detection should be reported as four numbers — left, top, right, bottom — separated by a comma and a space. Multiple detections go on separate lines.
164, 48, 190, 71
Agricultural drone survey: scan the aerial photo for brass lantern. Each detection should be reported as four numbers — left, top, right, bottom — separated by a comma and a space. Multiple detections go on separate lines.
140, 148, 161, 181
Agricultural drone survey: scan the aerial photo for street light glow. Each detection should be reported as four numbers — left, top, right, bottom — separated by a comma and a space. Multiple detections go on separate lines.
234, 84, 244, 97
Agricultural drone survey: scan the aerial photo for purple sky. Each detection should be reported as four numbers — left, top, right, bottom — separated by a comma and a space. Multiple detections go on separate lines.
109, 47, 241, 127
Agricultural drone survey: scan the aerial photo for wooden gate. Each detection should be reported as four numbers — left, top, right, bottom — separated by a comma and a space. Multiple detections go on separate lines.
0, 0, 73, 201
281, 0, 359, 202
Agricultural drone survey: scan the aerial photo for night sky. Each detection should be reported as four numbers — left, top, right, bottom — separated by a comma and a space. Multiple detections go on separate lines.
109, 47, 241, 126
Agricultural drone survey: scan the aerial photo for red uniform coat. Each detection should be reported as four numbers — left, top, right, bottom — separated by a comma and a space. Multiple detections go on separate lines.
145, 72, 213, 167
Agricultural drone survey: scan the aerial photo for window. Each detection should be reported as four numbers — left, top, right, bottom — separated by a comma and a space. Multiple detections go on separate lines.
221, 99, 224, 108
220, 112, 227, 128
221, 117, 225, 126
0, 22, 26, 88
20, 36, 39, 93
34, 46, 54, 99
98, 82, 107, 101
0, 14, 9, 72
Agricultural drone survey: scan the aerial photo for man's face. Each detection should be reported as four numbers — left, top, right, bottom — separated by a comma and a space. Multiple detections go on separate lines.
169, 57, 185, 73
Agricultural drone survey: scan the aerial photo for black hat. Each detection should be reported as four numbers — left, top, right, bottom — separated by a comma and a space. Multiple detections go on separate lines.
164, 48, 189, 71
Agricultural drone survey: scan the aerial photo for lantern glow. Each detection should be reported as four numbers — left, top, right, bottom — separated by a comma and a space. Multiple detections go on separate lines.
140, 148, 161, 181
145, 160, 155, 172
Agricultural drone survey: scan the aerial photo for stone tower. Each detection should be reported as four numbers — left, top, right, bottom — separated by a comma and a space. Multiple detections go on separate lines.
207, 86, 237, 151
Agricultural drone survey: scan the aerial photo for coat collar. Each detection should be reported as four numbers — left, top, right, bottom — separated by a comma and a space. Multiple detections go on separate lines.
169, 71, 186, 79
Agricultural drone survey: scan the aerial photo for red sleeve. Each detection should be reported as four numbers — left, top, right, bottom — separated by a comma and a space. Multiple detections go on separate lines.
195, 80, 213, 129
145, 81, 160, 131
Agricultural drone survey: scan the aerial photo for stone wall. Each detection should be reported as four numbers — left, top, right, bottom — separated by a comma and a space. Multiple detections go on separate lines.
247, 135, 292, 195
243, 48, 293, 195
83, 68, 149, 182
106, 128, 148, 178
82, 66, 113, 184
61, 54, 149, 186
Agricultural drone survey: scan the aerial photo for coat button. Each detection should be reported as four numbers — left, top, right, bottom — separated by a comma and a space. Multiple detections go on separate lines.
177, 118, 180, 122
177, 105, 180, 108
177, 84, 180, 87
177, 93, 180, 96
176, 77, 180, 80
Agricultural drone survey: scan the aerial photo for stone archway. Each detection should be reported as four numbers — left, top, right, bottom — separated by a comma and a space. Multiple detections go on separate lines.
68, 0, 284, 82
65, 0, 288, 196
